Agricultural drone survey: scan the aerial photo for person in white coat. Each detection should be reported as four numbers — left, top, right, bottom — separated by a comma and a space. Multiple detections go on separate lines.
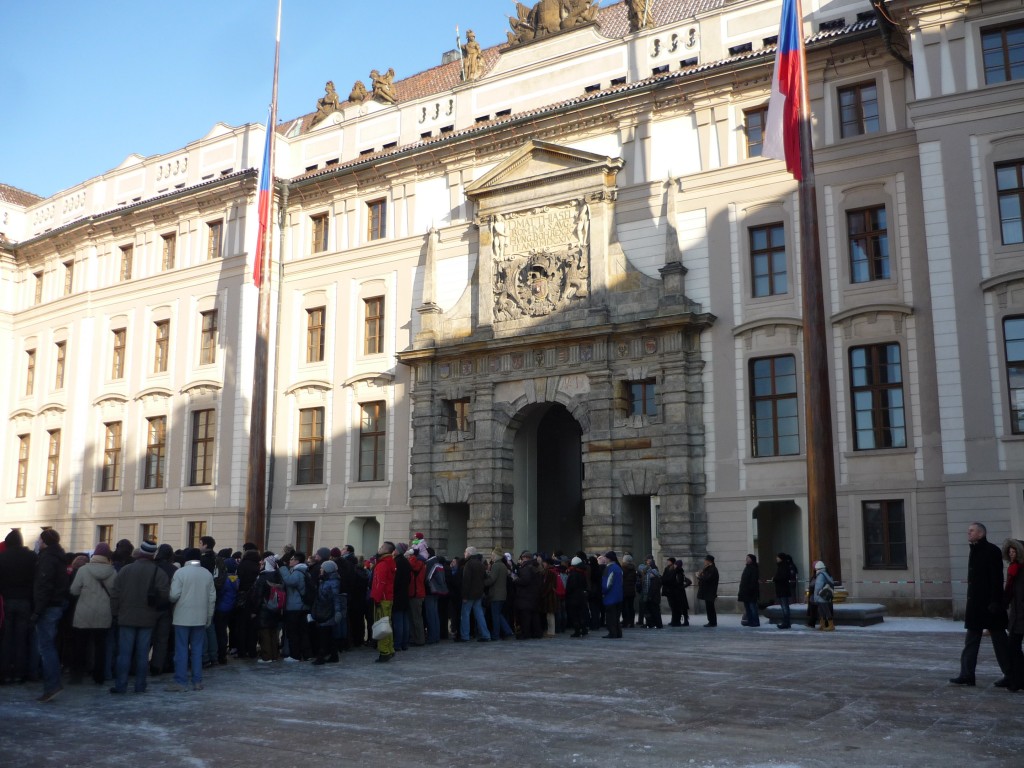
167, 547, 216, 691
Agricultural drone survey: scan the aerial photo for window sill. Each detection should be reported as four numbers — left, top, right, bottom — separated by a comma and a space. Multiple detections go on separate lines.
744, 453, 802, 464
861, 565, 909, 571
843, 447, 914, 459
183, 484, 215, 491
293, 483, 327, 490
1000, 433, 1024, 442
348, 480, 389, 487
137, 487, 167, 495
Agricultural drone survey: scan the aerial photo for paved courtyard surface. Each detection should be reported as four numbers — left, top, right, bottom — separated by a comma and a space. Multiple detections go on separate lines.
3, 615, 1021, 767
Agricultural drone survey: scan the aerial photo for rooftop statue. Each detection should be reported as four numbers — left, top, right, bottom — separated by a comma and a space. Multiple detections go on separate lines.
311, 80, 341, 125
462, 30, 484, 81
349, 79, 368, 104
627, 0, 654, 32
370, 68, 397, 104
507, 0, 599, 46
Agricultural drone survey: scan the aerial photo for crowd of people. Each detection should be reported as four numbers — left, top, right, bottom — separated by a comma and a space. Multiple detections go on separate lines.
0, 525, 844, 704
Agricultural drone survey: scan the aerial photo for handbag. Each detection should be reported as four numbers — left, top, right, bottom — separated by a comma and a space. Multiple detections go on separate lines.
371, 615, 393, 640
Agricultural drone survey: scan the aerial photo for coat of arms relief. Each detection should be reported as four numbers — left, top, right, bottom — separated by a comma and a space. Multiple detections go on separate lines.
491, 199, 590, 321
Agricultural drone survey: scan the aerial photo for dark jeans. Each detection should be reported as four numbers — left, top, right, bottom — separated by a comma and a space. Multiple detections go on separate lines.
174, 625, 205, 686
114, 625, 153, 693
777, 596, 792, 627
36, 605, 66, 694
1009, 632, 1024, 690
643, 597, 663, 628
704, 598, 717, 627
489, 600, 515, 639
284, 610, 310, 660
425, 595, 440, 644
1, 597, 33, 681
743, 601, 761, 627
71, 626, 108, 683
622, 595, 636, 628
604, 601, 622, 637
214, 610, 231, 663
960, 627, 1010, 680
150, 610, 173, 672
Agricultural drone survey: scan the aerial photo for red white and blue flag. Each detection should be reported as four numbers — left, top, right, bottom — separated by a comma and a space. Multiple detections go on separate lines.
253, 116, 273, 288
763, 0, 806, 180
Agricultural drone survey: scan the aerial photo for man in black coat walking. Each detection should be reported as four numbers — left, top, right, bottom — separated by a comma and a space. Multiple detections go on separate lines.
951, 522, 1011, 686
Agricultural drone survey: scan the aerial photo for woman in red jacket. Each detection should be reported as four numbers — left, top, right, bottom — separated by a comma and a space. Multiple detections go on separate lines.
369, 542, 396, 663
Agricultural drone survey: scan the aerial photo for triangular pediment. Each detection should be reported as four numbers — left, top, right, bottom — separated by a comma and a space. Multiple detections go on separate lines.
465, 140, 621, 201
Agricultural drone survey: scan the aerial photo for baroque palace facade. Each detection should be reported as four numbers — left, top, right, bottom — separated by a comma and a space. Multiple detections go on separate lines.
2, 0, 1023, 615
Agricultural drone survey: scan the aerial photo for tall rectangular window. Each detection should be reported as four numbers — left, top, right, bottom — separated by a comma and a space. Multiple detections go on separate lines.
743, 106, 768, 158
996, 160, 1024, 245
25, 349, 36, 396
850, 343, 906, 450
207, 220, 223, 260
358, 401, 386, 481
750, 355, 800, 457
199, 310, 218, 365
97, 525, 114, 546
627, 379, 657, 418
848, 206, 889, 284
982, 22, 1024, 85
120, 245, 134, 281
154, 320, 170, 373
101, 421, 122, 492
863, 500, 907, 569
16, 434, 30, 498
311, 213, 329, 253
187, 521, 207, 550
750, 224, 787, 297
306, 307, 325, 363
111, 328, 126, 379
296, 407, 325, 485
54, 341, 66, 390
63, 261, 74, 296
144, 416, 167, 489
364, 296, 384, 355
295, 522, 315, 557
1005, 316, 1024, 434
189, 409, 216, 486
33, 271, 43, 305
445, 398, 471, 433
140, 523, 159, 543
45, 429, 60, 495
367, 199, 387, 241
161, 233, 176, 270
838, 81, 880, 138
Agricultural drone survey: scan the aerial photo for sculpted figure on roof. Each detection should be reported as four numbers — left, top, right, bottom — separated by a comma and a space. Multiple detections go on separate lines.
462, 30, 483, 81
627, 0, 654, 32
507, 0, 600, 46
370, 68, 397, 104
311, 80, 341, 125
349, 80, 368, 104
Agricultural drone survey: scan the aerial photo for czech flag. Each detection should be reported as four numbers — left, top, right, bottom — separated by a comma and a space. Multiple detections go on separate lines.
763, 0, 806, 180
253, 117, 273, 288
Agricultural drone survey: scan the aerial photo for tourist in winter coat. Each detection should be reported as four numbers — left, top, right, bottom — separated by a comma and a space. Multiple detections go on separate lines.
312, 560, 344, 665
369, 543, 397, 662
772, 553, 797, 629
253, 555, 284, 662
737, 554, 761, 627
621, 554, 638, 628
484, 549, 515, 640
812, 561, 835, 632
1003, 538, 1024, 691
600, 551, 623, 638
33, 528, 70, 702
639, 560, 663, 629
68, 542, 117, 684
514, 552, 541, 639
663, 558, 692, 626
109, 540, 170, 694
460, 547, 491, 641
565, 557, 589, 637
0, 528, 37, 684
168, 548, 216, 690
392, 544, 412, 651
697, 555, 719, 627
407, 548, 427, 646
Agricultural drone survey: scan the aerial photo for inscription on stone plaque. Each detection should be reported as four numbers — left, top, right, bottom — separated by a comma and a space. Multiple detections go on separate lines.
492, 200, 590, 320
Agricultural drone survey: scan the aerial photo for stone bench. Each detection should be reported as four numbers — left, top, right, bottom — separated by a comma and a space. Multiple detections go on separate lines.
762, 602, 887, 626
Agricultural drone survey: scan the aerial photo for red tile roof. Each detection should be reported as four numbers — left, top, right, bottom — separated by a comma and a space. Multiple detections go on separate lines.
0, 183, 44, 207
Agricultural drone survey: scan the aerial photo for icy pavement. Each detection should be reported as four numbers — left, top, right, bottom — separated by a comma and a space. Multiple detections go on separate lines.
3, 616, 1020, 767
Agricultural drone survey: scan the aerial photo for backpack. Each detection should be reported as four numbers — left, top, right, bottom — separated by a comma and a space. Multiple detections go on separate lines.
554, 572, 567, 598
300, 569, 318, 609
427, 563, 449, 596
217, 573, 239, 612
311, 584, 335, 623
264, 583, 286, 614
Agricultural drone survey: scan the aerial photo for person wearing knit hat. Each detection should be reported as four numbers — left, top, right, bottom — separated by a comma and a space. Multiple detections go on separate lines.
330, 547, 342, 559
132, 540, 158, 560
566, 556, 588, 638
68, 540, 117, 684
813, 561, 836, 632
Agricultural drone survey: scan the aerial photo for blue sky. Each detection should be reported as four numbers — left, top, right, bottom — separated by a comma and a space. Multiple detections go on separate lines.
2, 1, 613, 199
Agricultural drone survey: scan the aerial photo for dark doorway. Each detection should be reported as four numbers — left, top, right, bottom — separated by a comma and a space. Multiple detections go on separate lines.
442, 503, 469, 559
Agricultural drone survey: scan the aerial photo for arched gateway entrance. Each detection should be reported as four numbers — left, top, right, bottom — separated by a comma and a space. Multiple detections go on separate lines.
512, 402, 583, 556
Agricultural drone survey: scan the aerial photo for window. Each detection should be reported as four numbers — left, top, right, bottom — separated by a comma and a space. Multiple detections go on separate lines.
359, 401, 386, 481
311, 213, 329, 253
189, 409, 216, 485
186, 521, 207, 549
199, 310, 218, 365
101, 421, 122, 492
750, 224, 787, 297
144, 416, 167, 489
45, 429, 60, 495
847, 206, 889, 283
140, 523, 159, 544
306, 307, 325, 363
97, 525, 114, 546
111, 328, 126, 379
982, 21, 1024, 85
295, 522, 315, 556
33, 271, 43, 304
63, 261, 74, 296
837, 81, 879, 138
627, 379, 657, 418
153, 320, 170, 373
364, 296, 384, 355
207, 220, 223, 260
161, 233, 176, 270
996, 160, 1024, 245
25, 349, 36, 396
750, 355, 800, 457
16, 435, 29, 498
367, 199, 387, 241
297, 407, 325, 484
1005, 317, 1024, 434
863, 500, 907, 569
744, 106, 768, 158
445, 398, 471, 432
54, 342, 66, 389
850, 343, 906, 450
120, 245, 133, 281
